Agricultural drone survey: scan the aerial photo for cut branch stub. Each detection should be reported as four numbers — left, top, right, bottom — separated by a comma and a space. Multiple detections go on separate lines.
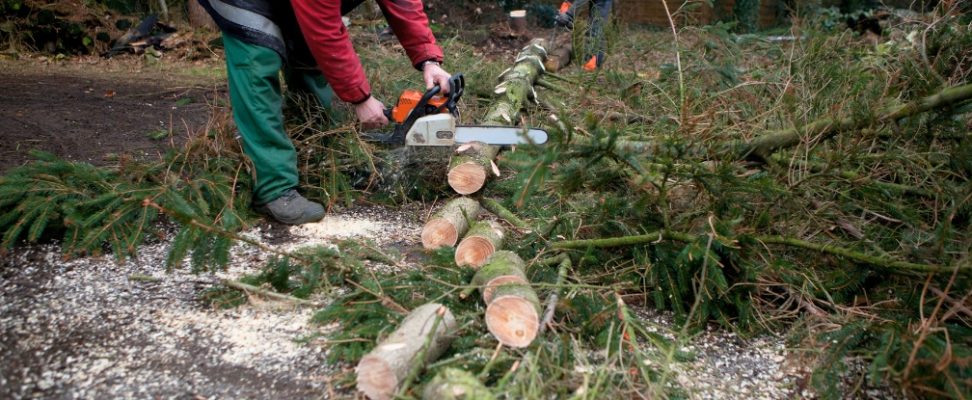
356, 303, 458, 400
447, 142, 499, 195
485, 283, 541, 348
421, 197, 481, 249
472, 250, 528, 303
455, 220, 505, 268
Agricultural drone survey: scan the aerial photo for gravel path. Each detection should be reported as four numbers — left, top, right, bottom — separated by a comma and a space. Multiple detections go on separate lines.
1, 205, 816, 399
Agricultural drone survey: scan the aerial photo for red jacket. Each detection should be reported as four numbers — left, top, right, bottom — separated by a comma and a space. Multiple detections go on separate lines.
291, 0, 444, 103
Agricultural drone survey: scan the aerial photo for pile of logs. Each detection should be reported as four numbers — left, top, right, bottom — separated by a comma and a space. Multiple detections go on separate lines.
356, 39, 552, 399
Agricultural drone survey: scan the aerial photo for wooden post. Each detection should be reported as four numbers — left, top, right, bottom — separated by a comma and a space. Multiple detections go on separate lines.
356, 303, 458, 400
455, 220, 505, 268
421, 197, 481, 249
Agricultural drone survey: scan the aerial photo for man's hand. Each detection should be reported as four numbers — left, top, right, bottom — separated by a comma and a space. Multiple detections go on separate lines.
355, 96, 389, 129
423, 62, 452, 94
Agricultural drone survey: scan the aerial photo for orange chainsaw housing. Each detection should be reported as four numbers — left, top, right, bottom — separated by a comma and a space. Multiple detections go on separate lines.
390, 90, 449, 124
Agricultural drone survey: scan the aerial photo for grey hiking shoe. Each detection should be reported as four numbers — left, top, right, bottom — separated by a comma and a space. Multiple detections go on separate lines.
257, 189, 325, 225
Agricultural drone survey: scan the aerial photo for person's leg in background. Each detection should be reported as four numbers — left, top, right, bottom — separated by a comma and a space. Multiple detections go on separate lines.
584, 0, 612, 70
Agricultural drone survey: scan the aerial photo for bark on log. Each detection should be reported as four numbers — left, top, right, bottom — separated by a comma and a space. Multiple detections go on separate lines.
187, 0, 217, 30
356, 303, 458, 400
448, 142, 500, 195
472, 250, 528, 303
421, 197, 482, 249
422, 368, 496, 400
455, 220, 505, 268
485, 283, 541, 348
446, 40, 548, 195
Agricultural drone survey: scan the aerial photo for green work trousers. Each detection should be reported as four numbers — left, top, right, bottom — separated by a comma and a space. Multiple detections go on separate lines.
222, 34, 334, 205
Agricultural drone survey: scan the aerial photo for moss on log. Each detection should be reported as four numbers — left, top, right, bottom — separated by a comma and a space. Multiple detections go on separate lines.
421, 197, 481, 249
472, 250, 528, 303
455, 220, 505, 268
422, 368, 496, 400
356, 303, 457, 400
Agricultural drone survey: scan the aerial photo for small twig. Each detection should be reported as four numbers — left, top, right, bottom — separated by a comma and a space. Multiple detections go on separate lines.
221, 279, 320, 306
536, 78, 568, 93
128, 273, 161, 282
539, 254, 571, 334
478, 342, 505, 380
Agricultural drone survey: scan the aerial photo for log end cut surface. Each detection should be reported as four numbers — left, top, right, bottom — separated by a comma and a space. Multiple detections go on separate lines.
482, 275, 529, 304
356, 355, 396, 400
485, 295, 540, 348
454, 237, 496, 267
447, 162, 488, 195
421, 219, 459, 249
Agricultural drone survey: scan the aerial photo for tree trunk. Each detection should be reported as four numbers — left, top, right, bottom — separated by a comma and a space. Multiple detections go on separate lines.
421, 197, 481, 249
485, 283, 541, 348
455, 220, 505, 268
446, 39, 548, 195
187, 0, 217, 31
422, 368, 495, 400
356, 303, 458, 400
448, 142, 499, 195
472, 250, 528, 303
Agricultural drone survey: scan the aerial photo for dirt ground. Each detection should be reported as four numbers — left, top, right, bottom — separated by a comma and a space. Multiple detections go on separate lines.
0, 57, 222, 172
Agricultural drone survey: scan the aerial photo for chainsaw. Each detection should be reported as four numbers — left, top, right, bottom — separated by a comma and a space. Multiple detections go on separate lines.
362, 73, 548, 147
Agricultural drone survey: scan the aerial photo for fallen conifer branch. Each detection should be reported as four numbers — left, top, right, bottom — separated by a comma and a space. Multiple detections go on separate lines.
480, 197, 533, 231
552, 230, 968, 275
736, 83, 972, 161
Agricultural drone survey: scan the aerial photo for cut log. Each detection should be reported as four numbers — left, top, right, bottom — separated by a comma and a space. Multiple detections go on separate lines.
446, 39, 548, 195
485, 283, 541, 348
356, 303, 458, 400
472, 250, 528, 303
421, 197, 481, 249
543, 34, 572, 72
447, 142, 499, 195
422, 368, 496, 400
455, 220, 505, 268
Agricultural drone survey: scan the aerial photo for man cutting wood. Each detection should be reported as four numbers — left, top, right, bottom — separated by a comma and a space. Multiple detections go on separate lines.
199, 0, 452, 224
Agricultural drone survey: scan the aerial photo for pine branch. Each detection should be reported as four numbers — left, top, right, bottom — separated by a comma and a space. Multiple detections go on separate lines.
481, 197, 533, 232
552, 230, 968, 275
736, 83, 972, 161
